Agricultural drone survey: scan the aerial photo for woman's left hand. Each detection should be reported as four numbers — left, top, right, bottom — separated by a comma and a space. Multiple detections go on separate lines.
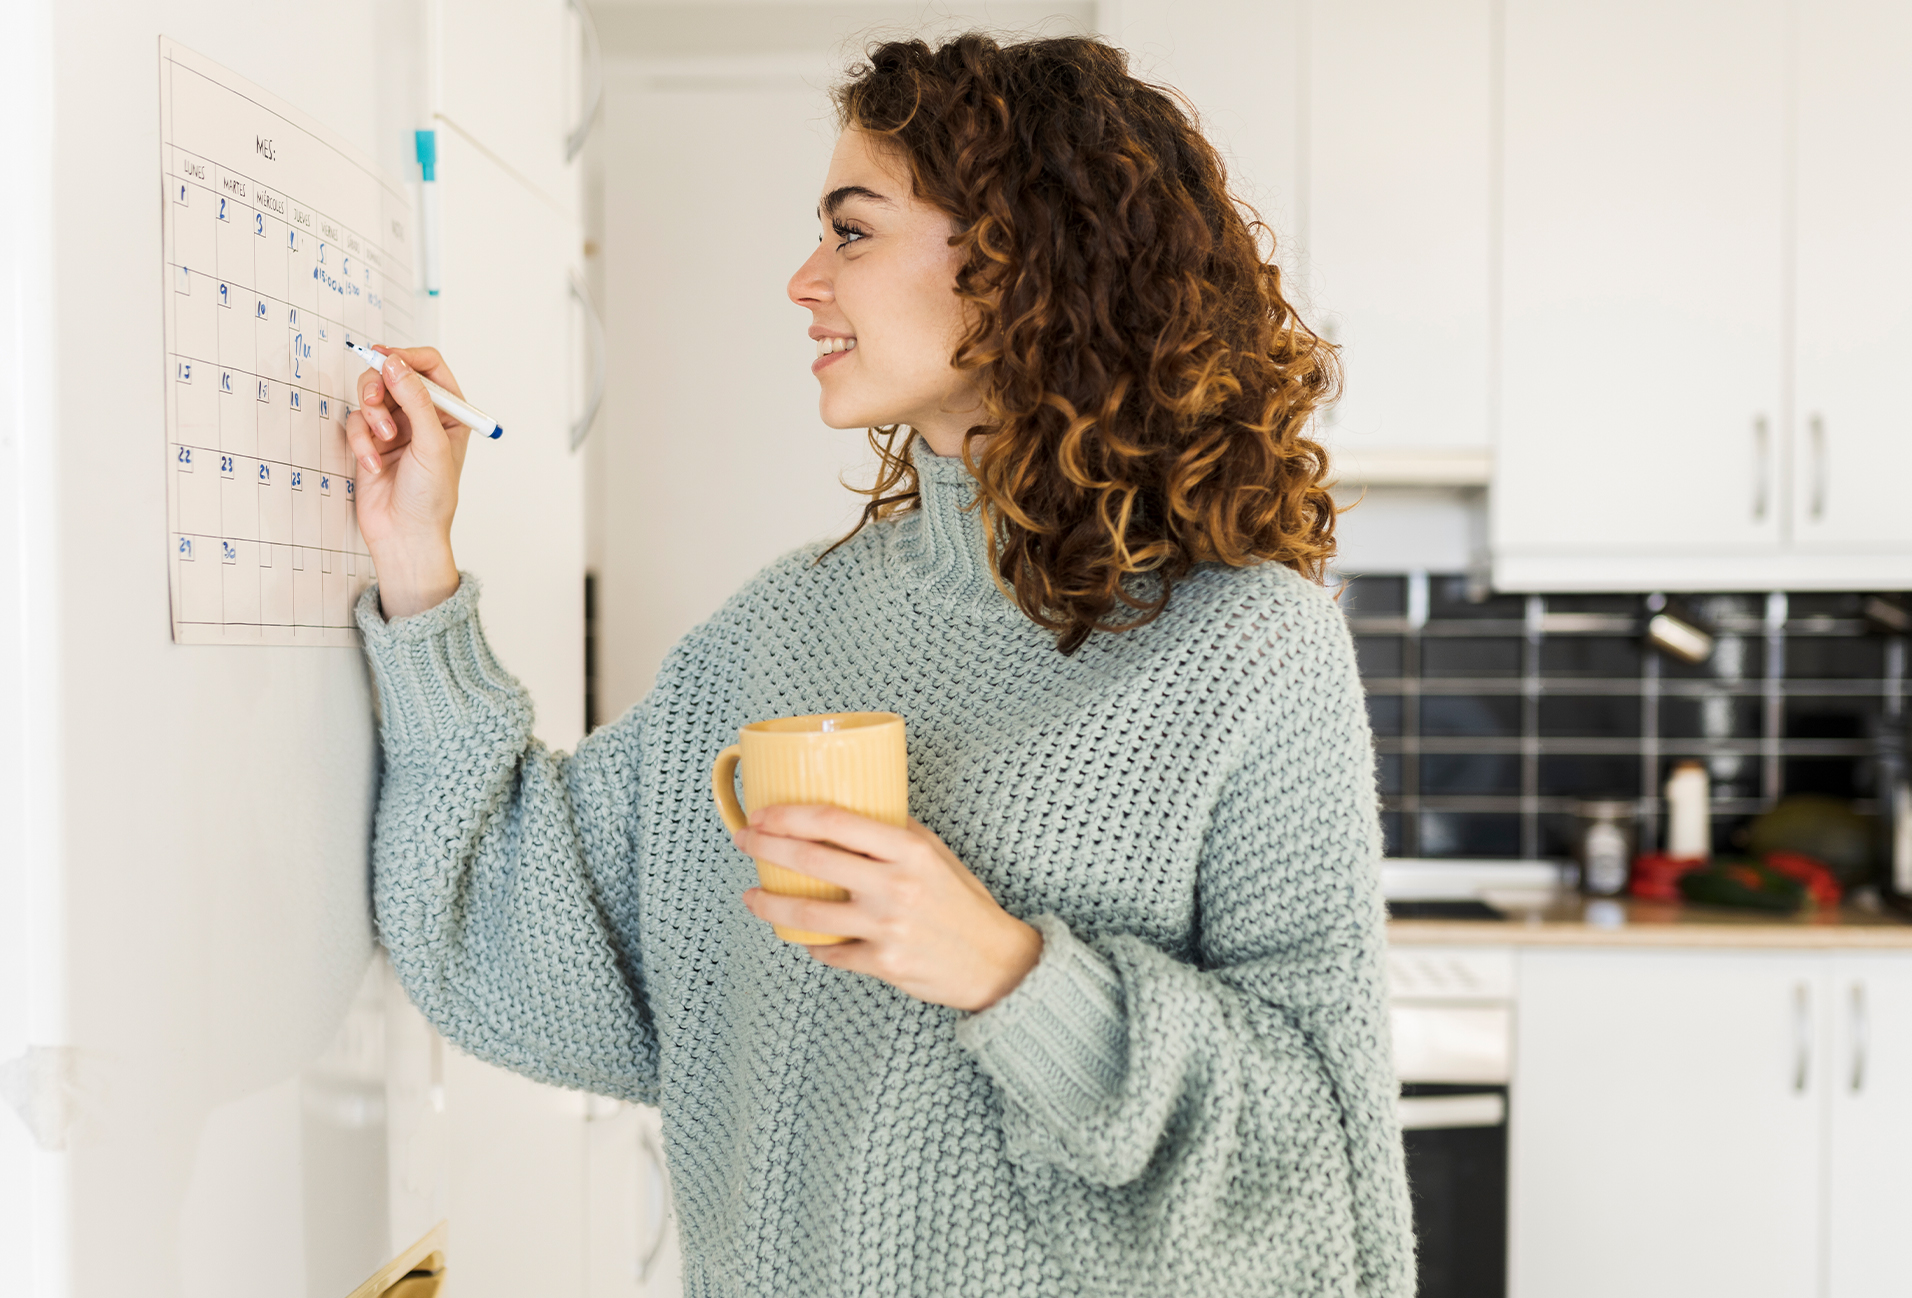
734, 806, 1043, 1012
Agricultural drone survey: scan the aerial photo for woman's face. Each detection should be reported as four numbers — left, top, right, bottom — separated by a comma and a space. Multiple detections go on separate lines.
788, 128, 982, 453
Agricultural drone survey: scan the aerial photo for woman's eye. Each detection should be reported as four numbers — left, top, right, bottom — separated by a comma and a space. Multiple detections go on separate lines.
832, 221, 867, 250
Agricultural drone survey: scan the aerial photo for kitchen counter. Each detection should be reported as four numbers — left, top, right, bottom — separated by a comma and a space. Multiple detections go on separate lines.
1388, 896, 1912, 948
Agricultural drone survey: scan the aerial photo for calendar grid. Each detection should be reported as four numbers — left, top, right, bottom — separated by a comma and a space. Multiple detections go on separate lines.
160, 42, 416, 646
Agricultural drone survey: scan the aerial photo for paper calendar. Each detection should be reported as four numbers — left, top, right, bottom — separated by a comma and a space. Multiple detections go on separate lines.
160, 39, 414, 645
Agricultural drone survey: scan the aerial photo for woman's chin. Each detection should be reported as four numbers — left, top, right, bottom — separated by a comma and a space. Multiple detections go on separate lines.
817, 395, 900, 432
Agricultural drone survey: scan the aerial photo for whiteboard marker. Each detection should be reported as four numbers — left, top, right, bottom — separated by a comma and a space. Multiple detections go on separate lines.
345, 340, 504, 439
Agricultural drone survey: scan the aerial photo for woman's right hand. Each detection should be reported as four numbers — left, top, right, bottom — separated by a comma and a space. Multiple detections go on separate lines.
344, 346, 470, 620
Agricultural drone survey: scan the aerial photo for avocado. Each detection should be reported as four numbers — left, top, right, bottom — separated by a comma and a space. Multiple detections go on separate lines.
1747, 796, 1878, 886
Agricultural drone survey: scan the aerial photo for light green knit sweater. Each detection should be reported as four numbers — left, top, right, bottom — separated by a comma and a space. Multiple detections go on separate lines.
357, 441, 1414, 1297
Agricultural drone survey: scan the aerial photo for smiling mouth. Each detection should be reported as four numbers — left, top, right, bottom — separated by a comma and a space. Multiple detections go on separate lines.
815, 336, 857, 357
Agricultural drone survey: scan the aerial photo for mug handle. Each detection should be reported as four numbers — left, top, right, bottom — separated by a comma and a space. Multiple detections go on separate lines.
711, 745, 746, 831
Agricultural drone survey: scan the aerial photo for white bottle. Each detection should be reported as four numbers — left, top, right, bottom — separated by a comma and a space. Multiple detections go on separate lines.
1665, 761, 1711, 860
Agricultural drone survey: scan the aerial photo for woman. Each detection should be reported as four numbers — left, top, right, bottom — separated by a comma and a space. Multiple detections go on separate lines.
348, 33, 1412, 1298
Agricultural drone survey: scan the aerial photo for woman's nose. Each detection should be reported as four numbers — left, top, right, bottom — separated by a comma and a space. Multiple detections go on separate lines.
788, 241, 834, 308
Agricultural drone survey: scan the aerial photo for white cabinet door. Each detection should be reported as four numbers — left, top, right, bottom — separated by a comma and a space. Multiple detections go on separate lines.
1509, 950, 1822, 1298
1826, 953, 1912, 1298
1791, 0, 1912, 554
585, 1102, 682, 1297
1108, 0, 1303, 256
443, 1047, 588, 1298
1308, 0, 1493, 458
439, 0, 580, 212
436, 127, 586, 750
1494, 0, 1789, 577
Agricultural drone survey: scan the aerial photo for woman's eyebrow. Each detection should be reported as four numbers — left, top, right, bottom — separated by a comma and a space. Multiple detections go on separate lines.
820, 185, 895, 217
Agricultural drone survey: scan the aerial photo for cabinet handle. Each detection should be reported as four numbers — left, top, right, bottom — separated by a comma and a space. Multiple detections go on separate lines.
1753, 416, 1771, 521
569, 274, 605, 451
1792, 981, 1811, 1093
1849, 981, 1868, 1094
1808, 415, 1827, 522
565, 0, 604, 162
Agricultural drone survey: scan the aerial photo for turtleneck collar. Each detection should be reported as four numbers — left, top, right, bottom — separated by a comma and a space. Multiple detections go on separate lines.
893, 437, 1008, 610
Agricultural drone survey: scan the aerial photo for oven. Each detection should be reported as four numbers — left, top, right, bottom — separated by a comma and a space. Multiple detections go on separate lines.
1388, 944, 1515, 1298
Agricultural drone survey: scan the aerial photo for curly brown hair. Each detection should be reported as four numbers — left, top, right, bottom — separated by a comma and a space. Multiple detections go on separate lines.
829, 33, 1340, 654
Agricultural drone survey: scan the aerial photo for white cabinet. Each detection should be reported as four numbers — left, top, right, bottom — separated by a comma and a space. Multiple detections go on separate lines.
1510, 950, 1820, 1298
1791, 0, 1912, 556
442, 1048, 588, 1297
1114, 0, 1498, 486
1108, 0, 1303, 256
1510, 947, 1912, 1298
1493, 0, 1912, 590
585, 1101, 682, 1297
1493, 0, 1791, 587
1825, 955, 1912, 1298
1307, 0, 1494, 470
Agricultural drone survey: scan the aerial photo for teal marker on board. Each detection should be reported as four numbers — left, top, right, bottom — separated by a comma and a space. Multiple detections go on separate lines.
416, 130, 441, 296
346, 340, 504, 439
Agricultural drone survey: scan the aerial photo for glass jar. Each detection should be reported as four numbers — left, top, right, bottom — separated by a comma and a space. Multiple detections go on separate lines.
1575, 799, 1637, 897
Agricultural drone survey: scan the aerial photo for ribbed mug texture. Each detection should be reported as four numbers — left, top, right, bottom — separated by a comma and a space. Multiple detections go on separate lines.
712, 712, 908, 943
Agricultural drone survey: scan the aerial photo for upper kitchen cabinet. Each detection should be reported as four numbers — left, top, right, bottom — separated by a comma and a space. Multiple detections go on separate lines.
1493, 0, 1791, 589
439, 0, 593, 213
1791, 0, 1912, 557
1308, 0, 1494, 482
1493, 0, 1912, 590
1110, 0, 1303, 263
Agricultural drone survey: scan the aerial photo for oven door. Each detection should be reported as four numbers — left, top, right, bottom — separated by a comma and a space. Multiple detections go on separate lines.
1400, 1083, 1508, 1298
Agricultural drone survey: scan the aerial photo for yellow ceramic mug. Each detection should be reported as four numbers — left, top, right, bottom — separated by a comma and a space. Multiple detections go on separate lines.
711, 711, 908, 944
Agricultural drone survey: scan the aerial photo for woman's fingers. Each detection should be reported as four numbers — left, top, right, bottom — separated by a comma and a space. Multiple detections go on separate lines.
742, 888, 876, 940
732, 825, 887, 894
746, 804, 918, 862
344, 410, 392, 478
383, 345, 463, 400
377, 352, 457, 460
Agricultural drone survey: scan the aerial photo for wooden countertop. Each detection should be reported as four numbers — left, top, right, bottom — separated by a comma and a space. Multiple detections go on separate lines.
1388, 897, 1912, 949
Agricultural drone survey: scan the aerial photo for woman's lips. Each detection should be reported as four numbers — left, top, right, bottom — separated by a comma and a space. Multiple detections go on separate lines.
811, 347, 853, 375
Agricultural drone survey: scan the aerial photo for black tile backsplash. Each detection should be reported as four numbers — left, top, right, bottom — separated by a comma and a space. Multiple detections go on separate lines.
1538, 694, 1642, 739
1423, 638, 1524, 676
1367, 694, 1405, 737
1355, 634, 1405, 677
1539, 636, 1643, 677
1538, 754, 1641, 798
1341, 573, 1909, 859
1422, 753, 1522, 797
1660, 695, 1764, 740
1423, 695, 1523, 738
1788, 636, 1886, 680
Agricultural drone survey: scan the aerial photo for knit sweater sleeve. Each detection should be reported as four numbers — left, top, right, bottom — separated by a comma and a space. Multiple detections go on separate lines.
954, 586, 1416, 1296
356, 576, 660, 1103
